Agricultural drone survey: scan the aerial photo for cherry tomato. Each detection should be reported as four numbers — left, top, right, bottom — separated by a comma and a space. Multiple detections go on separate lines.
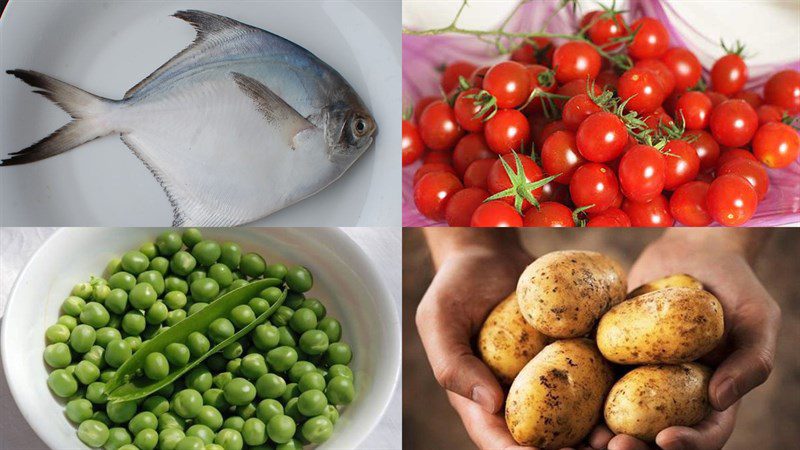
764, 70, 800, 114
470, 201, 523, 227
576, 112, 628, 162
444, 188, 489, 227
628, 18, 669, 60
711, 53, 748, 96
706, 91, 729, 107
718, 158, 769, 200
441, 61, 477, 93
539, 181, 572, 205
618, 144, 666, 202
541, 130, 586, 185
569, 163, 620, 212
675, 91, 712, 130
510, 37, 554, 66
586, 207, 631, 227
469, 66, 490, 88
595, 70, 619, 91
688, 130, 721, 171
523, 202, 575, 227
716, 148, 757, 170
487, 153, 545, 211
660, 47, 702, 92
756, 104, 785, 126
733, 91, 763, 109
414, 96, 439, 124
752, 122, 800, 169
534, 120, 570, 150
622, 195, 674, 227
452, 133, 493, 176
710, 99, 758, 148
418, 100, 464, 151
423, 151, 451, 165
402, 120, 425, 166
413, 171, 463, 221
552, 41, 601, 84
669, 181, 712, 226
523, 65, 557, 114
483, 61, 531, 109
706, 174, 758, 226
634, 59, 675, 96
454, 88, 486, 132
617, 68, 665, 114
555, 79, 603, 109
644, 107, 674, 130
663, 139, 700, 190
562, 94, 602, 131
582, 11, 627, 51
484, 109, 531, 154
463, 159, 495, 190
413, 163, 456, 186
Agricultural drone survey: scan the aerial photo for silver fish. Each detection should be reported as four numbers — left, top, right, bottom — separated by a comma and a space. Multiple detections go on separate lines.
2, 10, 377, 226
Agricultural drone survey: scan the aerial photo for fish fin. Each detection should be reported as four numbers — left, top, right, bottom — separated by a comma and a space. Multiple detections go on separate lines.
231, 72, 315, 149
2, 70, 116, 166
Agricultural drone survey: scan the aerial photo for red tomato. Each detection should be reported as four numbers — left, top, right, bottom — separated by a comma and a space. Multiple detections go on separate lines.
483, 61, 531, 109
453, 88, 485, 132
669, 181, 712, 226
617, 68, 665, 114
487, 153, 545, 211
752, 122, 800, 169
418, 100, 464, 151
628, 18, 669, 60
423, 151, 451, 165
470, 201, 523, 227
402, 120, 425, 166
441, 61, 477, 93
535, 120, 570, 150
484, 109, 531, 154
444, 188, 489, 227
413, 96, 438, 124
622, 195, 674, 227
463, 159, 495, 189
523, 202, 575, 227
413, 171, 463, 221
595, 70, 619, 91
706, 174, 758, 226
709, 100, 758, 148
711, 53, 748, 96
688, 130, 721, 171
663, 139, 700, 190
718, 158, 770, 201
586, 207, 631, 227
706, 91, 729, 107
764, 70, 800, 114
510, 37, 554, 66
555, 79, 603, 110
756, 104, 785, 126
634, 59, 675, 96
576, 112, 628, 162
733, 91, 763, 109
552, 41, 601, 84
469, 66, 490, 88
644, 107, 674, 130
660, 47, 702, 92
539, 181, 572, 205
618, 144, 666, 202
582, 11, 627, 51
452, 133, 493, 176
541, 130, 586, 185
562, 94, 602, 131
675, 91, 712, 130
569, 163, 620, 212
523, 65, 557, 114
716, 148, 757, 170
413, 163, 456, 186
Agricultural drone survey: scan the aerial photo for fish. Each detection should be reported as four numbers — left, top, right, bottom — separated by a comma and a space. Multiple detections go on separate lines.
2, 10, 377, 226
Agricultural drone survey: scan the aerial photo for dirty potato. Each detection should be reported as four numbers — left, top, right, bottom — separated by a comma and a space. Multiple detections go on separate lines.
597, 287, 724, 364
478, 293, 549, 385
627, 273, 704, 299
506, 339, 614, 449
516, 250, 626, 338
605, 363, 712, 442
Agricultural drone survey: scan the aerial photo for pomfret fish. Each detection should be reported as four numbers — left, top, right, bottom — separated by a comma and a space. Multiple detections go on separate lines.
3, 10, 377, 226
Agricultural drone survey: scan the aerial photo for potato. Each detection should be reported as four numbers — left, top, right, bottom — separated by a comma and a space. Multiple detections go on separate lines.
478, 293, 548, 385
506, 339, 614, 449
516, 250, 626, 338
627, 273, 703, 299
597, 287, 724, 364
604, 363, 712, 442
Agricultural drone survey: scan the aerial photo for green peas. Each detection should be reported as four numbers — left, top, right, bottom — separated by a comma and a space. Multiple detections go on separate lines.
109, 272, 137, 292
288, 308, 317, 333
219, 242, 242, 270
86, 381, 108, 404
255, 399, 284, 424
230, 305, 256, 329
187, 270, 206, 285
129, 283, 157, 310
251, 324, 279, 351
240, 353, 268, 380
159, 428, 185, 450
186, 424, 215, 444
170, 251, 197, 276
44, 343, 72, 368
301, 416, 333, 444
327, 364, 354, 380
91, 410, 112, 427
264, 263, 288, 280
222, 416, 245, 433
277, 327, 296, 348
92, 284, 111, 303
138, 270, 166, 295
165, 276, 189, 294
256, 373, 286, 399
196, 405, 224, 431
223, 378, 257, 406
105, 339, 132, 368
285, 266, 313, 293
156, 230, 183, 256
186, 332, 211, 357
129, 411, 158, 435
46, 323, 71, 343
122, 311, 147, 335
301, 298, 327, 320
164, 343, 191, 367
140, 242, 158, 259
80, 302, 110, 328
106, 258, 123, 277
75, 360, 100, 384
58, 314, 78, 330
182, 228, 203, 249
298, 372, 326, 392
172, 389, 204, 418
124, 335, 142, 352
70, 324, 96, 353
190, 278, 220, 302
297, 389, 328, 417
106, 427, 132, 450
166, 309, 187, 327
96, 327, 123, 347
134, 428, 159, 450
271, 306, 294, 327
208, 318, 235, 343
326, 342, 352, 365
325, 376, 355, 405
144, 352, 170, 380
266, 346, 298, 373
66, 398, 94, 423
158, 412, 185, 431
317, 317, 342, 342
147, 301, 169, 324
149, 256, 170, 275
62, 296, 86, 317
192, 240, 222, 267
121, 250, 150, 275
299, 330, 329, 355
284, 292, 305, 310
107, 400, 137, 424
186, 366, 213, 392
208, 263, 233, 288
322, 404, 339, 425
259, 287, 283, 305
248, 297, 269, 316
77, 420, 109, 447
164, 291, 187, 310
266, 415, 296, 444
214, 429, 244, 450
72, 282, 94, 300
241, 418, 267, 446
229, 279, 249, 290
175, 436, 205, 450
275, 438, 303, 450
288, 361, 315, 383
105, 289, 129, 315
240, 253, 266, 278
188, 302, 208, 316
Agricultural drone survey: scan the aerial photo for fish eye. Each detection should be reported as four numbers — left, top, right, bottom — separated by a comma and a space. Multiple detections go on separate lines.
352, 116, 370, 138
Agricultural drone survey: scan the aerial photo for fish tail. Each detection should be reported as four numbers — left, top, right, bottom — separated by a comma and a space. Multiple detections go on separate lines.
2, 69, 118, 166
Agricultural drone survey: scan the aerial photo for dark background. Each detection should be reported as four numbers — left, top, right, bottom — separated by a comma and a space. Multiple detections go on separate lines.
403, 228, 800, 450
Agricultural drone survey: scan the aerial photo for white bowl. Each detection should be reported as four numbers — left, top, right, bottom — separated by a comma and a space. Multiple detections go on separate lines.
1, 228, 400, 450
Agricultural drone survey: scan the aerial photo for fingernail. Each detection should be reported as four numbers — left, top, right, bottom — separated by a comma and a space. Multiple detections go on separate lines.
716, 377, 738, 409
471, 385, 497, 413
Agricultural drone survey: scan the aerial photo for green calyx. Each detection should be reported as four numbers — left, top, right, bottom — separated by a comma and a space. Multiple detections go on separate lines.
484, 150, 560, 214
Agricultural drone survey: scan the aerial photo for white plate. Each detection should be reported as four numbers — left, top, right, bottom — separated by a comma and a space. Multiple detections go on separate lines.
1, 228, 401, 450
0, 0, 400, 226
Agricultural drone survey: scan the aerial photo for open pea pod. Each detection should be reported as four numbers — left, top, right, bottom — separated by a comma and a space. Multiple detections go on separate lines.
105, 278, 285, 402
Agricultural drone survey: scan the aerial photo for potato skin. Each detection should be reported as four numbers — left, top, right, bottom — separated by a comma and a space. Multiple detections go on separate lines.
506, 339, 614, 449
627, 273, 703, 299
604, 363, 712, 441
597, 287, 724, 364
478, 293, 549, 385
516, 250, 627, 338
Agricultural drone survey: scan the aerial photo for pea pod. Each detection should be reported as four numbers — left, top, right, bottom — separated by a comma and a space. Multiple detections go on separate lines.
105, 278, 285, 402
